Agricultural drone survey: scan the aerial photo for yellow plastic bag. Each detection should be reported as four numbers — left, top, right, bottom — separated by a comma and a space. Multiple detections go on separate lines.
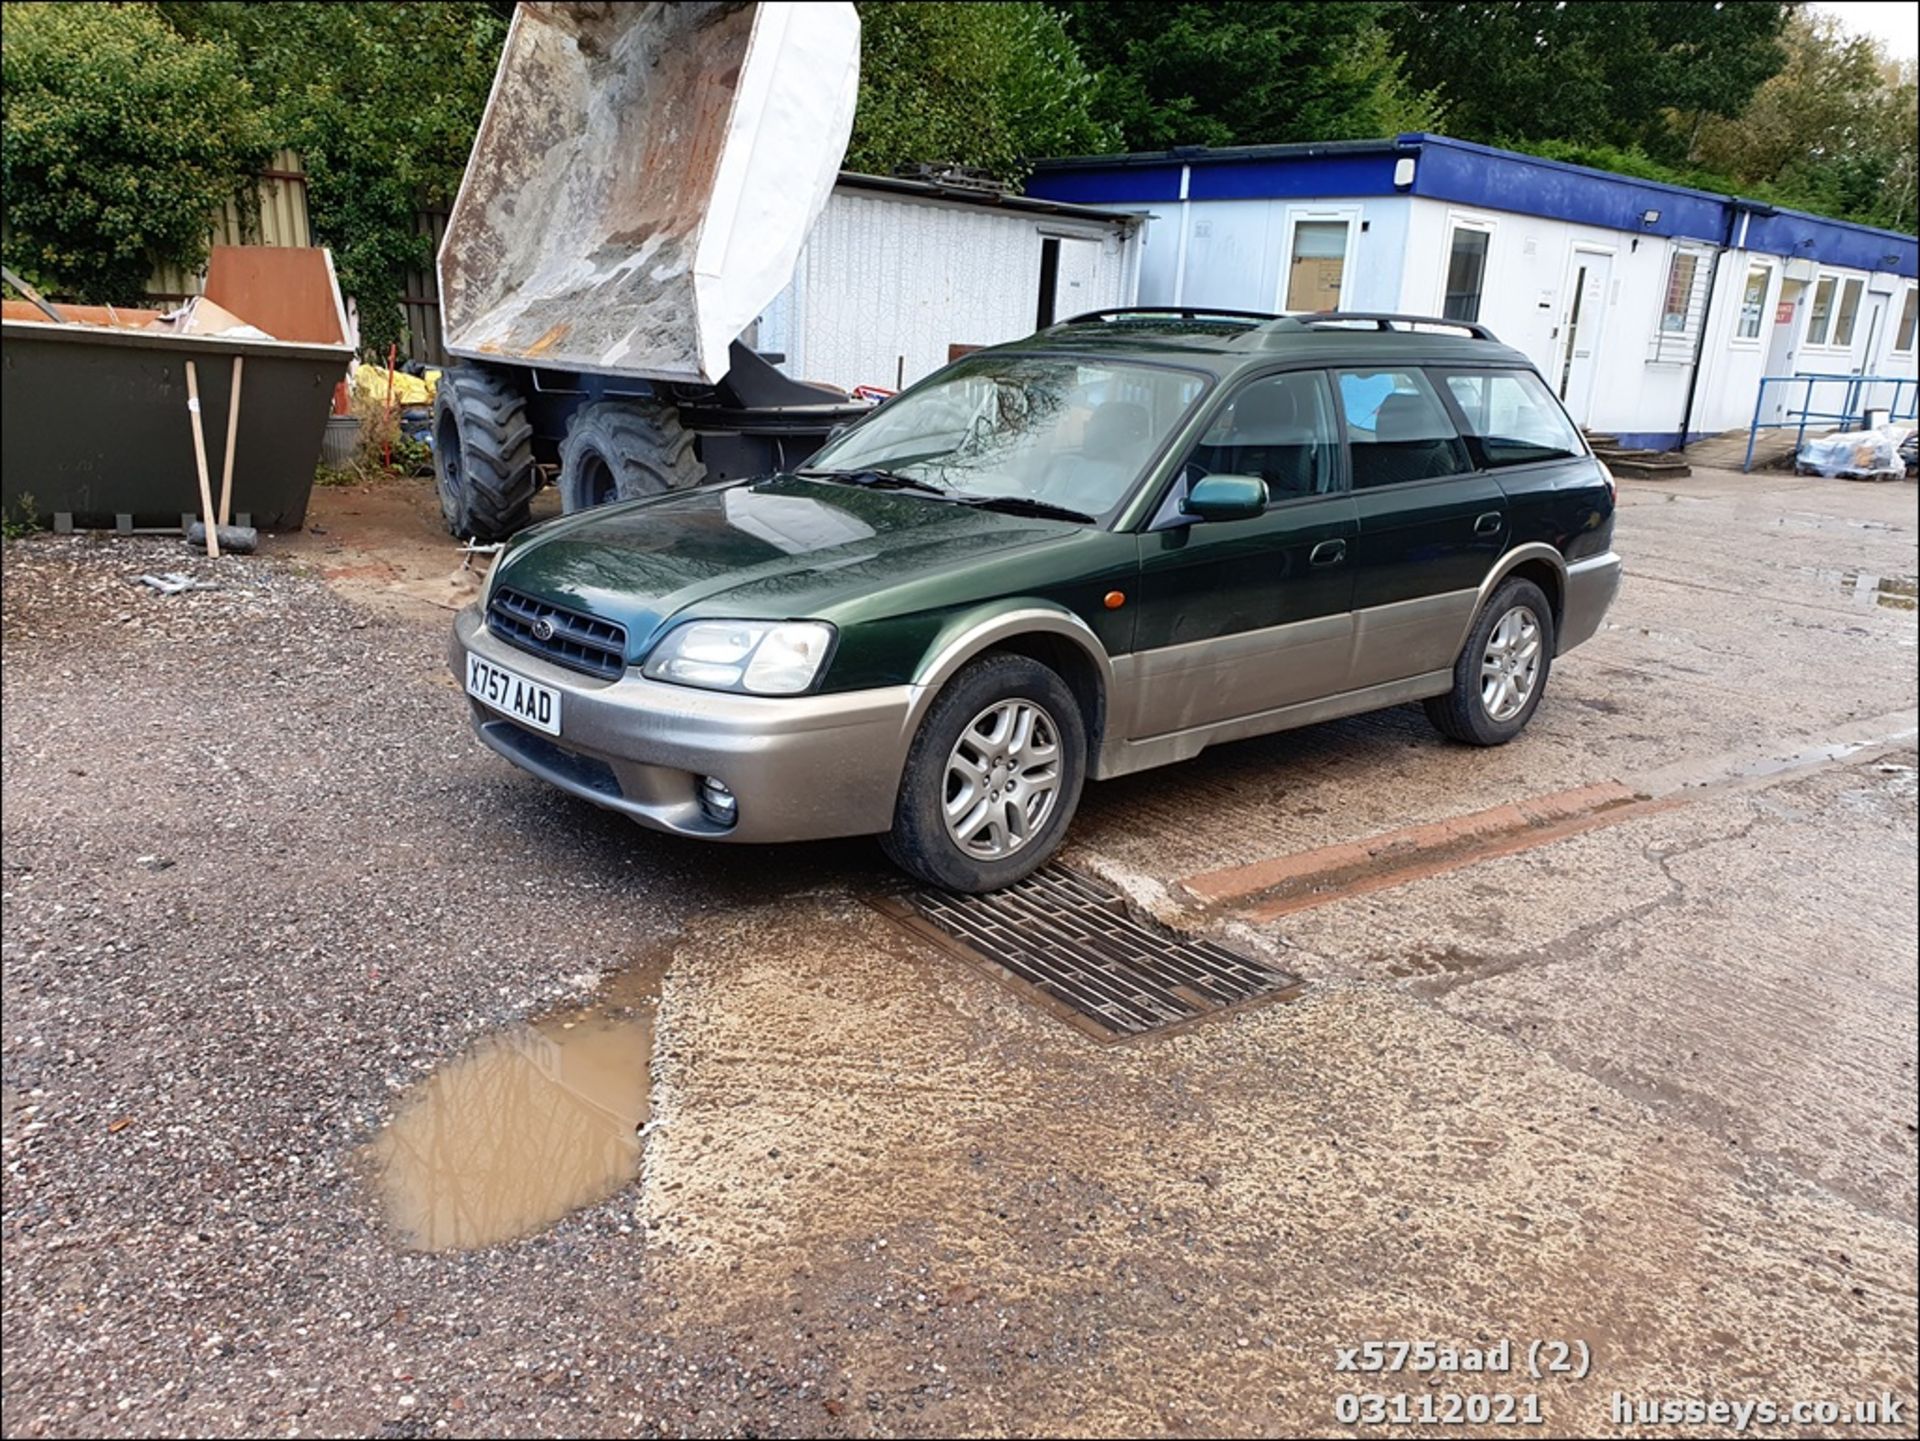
352, 361, 439, 408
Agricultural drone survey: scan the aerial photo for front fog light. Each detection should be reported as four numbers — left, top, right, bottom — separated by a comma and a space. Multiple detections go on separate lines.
698, 776, 738, 827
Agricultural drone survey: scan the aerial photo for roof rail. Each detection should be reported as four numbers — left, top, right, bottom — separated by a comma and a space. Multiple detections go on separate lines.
1273, 311, 1501, 342
1056, 305, 1280, 326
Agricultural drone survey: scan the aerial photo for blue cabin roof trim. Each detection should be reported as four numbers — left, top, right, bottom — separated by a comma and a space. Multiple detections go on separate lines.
1025, 134, 1918, 280
1741, 209, 1916, 279
1397, 134, 1731, 247
1190, 149, 1409, 202
1030, 161, 1187, 205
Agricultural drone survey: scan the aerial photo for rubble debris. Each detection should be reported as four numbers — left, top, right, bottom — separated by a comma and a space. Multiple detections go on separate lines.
134, 572, 221, 596
184, 522, 259, 555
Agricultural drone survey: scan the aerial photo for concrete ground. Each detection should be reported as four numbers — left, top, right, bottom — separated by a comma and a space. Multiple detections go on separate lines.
2, 465, 1915, 1437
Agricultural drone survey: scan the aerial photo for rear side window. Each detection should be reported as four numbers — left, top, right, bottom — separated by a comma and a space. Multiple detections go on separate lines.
1440, 369, 1585, 468
1188, 371, 1341, 501
1335, 370, 1471, 489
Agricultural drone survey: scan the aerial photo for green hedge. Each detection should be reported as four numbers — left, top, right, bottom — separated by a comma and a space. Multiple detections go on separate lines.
1, 2, 272, 303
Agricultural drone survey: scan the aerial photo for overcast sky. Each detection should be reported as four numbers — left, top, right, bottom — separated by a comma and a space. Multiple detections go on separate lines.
1811, 1, 1918, 60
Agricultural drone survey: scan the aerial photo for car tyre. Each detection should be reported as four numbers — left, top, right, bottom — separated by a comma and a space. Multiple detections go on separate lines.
434, 364, 536, 540
881, 653, 1087, 893
559, 400, 703, 513
1424, 577, 1556, 746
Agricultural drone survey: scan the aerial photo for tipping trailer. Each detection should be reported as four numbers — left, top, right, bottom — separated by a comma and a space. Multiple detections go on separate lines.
432, 0, 865, 540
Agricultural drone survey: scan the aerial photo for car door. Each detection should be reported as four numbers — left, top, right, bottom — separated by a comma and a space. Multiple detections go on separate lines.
1128, 369, 1358, 738
1336, 366, 1507, 690
1435, 365, 1609, 568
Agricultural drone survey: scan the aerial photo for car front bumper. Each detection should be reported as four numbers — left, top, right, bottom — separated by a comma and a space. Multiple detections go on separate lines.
450, 606, 915, 843
1558, 550, 1622, 654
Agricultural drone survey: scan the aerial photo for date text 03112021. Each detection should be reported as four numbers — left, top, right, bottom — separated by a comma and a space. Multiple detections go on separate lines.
1334, 1339, 1593, 1380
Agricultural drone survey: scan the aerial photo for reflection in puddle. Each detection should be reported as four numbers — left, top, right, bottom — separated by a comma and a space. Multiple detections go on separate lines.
366, 986, 654, 1252
1802, 567, 1919, 612
1731, 739, 1880, 779
1859, 575, 1919, 611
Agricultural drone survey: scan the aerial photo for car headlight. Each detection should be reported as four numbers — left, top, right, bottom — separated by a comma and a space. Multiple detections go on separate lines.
642, 620, 835, 695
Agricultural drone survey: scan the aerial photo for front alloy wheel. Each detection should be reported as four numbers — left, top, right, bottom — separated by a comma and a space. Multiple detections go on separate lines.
943, 698, 1063, 860
882, 653, 1087, 892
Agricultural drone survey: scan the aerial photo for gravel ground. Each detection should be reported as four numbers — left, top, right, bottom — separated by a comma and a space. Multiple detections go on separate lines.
4, 463, 1915, 1437
0, 536, 873, 1436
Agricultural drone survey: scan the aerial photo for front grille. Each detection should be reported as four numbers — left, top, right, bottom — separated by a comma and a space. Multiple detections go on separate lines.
487, 588, 628, 680
481, 721, 623, 800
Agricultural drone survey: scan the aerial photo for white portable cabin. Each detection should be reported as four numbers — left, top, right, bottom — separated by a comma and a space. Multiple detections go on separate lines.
758, 172, 1143, 395
1027, 135, 1918, 449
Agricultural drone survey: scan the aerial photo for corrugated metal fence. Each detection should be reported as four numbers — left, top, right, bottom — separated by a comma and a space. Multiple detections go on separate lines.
146, 149, 313, 302
402, 207, 450, 367
139, 152, 452, 365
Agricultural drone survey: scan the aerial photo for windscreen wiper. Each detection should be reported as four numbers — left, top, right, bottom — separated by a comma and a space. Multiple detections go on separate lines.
796, 469, 1092, 523
949, 494, 1096, 524
795, 467, 947, 496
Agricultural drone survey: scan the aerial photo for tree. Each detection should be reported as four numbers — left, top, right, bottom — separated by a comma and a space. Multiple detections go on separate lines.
1694, 10, 1917, 234
160, 2, 509, 355
1385, 1, 1789, 162
1061, 1, 1442, 152
846, 2, 1116, 181
0, 2, 272, 303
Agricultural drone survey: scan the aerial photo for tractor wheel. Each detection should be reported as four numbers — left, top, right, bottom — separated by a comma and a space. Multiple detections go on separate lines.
558, 400, 703, 513
434, 365, 536, 540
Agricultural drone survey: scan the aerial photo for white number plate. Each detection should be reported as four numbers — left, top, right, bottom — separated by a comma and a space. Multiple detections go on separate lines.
466, 653, 561, 736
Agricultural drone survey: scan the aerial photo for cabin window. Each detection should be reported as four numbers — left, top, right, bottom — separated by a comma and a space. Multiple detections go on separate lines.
1660, 251, 1700, 332
1735, 265, 1770, 341
1806, 275, 1837, 345
1286, 219, 1350, 312
1831, 277, 1864, 348
1443, 226, 1491, 322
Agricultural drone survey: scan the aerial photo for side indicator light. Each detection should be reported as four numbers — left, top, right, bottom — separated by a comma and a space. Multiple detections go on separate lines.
1104, 590, 1126, 610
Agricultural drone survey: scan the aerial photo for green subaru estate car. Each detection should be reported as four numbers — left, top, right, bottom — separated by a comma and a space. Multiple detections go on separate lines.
451, 309, 1622, 892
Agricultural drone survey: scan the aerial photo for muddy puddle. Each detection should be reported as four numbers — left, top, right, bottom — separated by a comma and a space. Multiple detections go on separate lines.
364, 966, 659, 1252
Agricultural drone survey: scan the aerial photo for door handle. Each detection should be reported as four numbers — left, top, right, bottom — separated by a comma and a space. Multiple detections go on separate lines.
1473, 511, 1504, 536
1310, 539, 1346, 566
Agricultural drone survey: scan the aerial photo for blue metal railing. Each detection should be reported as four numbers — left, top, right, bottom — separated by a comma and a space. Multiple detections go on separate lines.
1743, 371, 1919, 471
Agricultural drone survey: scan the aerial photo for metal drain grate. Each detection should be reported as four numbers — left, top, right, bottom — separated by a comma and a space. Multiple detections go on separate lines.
873, 865, 1303, 1043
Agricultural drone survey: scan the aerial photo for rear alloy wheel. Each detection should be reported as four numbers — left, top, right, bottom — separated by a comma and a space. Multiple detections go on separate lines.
558, 400, 703, 513
434, 365, 536, 540
1424, 576, 1556, 745
881, 654, 1086, 893
1479, 605, 1544, 722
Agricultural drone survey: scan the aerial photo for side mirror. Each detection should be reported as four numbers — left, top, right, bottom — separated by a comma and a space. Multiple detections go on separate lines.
1181, 473, 1267, 522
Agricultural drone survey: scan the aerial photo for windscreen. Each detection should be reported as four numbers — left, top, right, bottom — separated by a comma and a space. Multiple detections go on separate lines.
808, 355, 1208, 520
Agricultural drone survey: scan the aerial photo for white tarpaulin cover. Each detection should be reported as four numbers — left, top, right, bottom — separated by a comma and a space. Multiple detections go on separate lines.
1798, 424, 1913, 481
439, 1, 860, 384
